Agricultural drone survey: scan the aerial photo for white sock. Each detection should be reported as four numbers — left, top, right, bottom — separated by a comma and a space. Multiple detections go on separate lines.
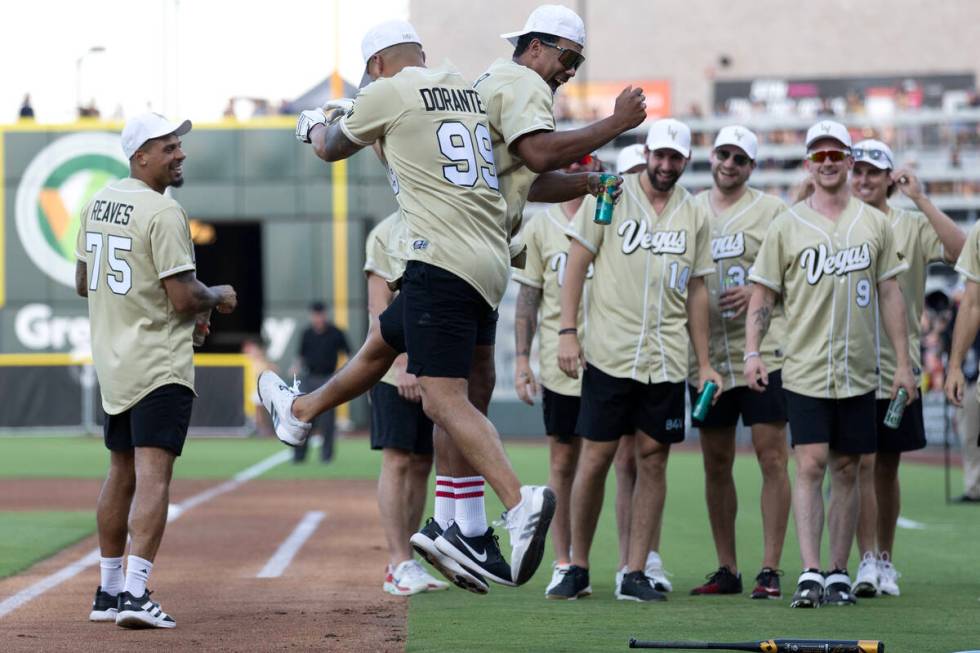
124, 555, 153, 598
453, 476, 488, 537
99, 556, 124, 596
434, 476, 454, 530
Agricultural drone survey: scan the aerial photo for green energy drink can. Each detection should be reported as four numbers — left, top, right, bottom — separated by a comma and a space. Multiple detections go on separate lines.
593, 174, 618, 225
721, 272, 741, 319
692, 381, 718, 422
883, 388, 909, 429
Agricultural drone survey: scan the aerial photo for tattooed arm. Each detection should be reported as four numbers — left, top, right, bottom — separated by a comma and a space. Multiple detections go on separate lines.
514, 283, 543, 405
743, 284, 776, 392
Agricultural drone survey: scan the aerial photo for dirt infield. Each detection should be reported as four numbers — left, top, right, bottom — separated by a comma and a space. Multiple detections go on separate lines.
0, 479, 406, 652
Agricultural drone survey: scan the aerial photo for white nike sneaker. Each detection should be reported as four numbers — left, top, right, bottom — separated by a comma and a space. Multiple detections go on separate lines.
257, 371, 311, 446
545, 562, 570, 596
644, 551, 673, 592
501, 485, 557, 586
877, 553, 901, 596
853, 551, 879, 597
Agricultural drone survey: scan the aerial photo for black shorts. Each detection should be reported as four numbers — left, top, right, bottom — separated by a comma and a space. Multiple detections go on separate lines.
369, 382, 434, 455
541, 386, 581, 443
784, 390, 877, 454
689, 370, 787, 429
875, 398, 926, 453
401, 261, 498, 379
576, 365, 686, 444
379, 292, 407, 354
103, 384, 194, 457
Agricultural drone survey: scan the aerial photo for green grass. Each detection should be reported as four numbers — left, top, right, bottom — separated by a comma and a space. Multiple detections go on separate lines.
408, 444, 977, 653
0, 511, 95, 577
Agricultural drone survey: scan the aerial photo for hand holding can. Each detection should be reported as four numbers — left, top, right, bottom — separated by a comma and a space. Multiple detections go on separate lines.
883, 387, 909, 429
193, 310, 211, 347
593, 174, 619, 225
692, 380, 718, 422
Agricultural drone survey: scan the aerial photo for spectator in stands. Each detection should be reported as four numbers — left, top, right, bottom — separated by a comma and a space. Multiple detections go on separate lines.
18, 94, 34, 120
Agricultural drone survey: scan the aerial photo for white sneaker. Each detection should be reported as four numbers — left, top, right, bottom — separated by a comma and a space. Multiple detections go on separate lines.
614, 565, 628, 598
257, 371, 311, 446
501, 485, 556, 586
877, 554, 901, 596
384, 560, 448, 596
853, 551, 879, 597
644, 551, 672, 592
545, 562, 570, 596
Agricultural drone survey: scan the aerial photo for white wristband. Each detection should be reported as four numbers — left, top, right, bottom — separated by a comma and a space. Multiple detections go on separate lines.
743, 351, 760, 362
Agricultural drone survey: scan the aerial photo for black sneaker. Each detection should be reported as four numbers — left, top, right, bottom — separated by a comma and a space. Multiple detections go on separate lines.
435, 523, 514, 586
409, 518, 488, 595
88, 586, 119, 622
546, 565, 592, 600
115, 590, 176, 629
789, 569, 824, 608
750, 567, 783, 599
689, 566, 743, 595
617, 571, 667, 602
822, 569, 857, 606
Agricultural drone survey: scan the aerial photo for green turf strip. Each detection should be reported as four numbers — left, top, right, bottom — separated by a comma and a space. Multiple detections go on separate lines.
0, 511, 94, 578
407, 445, 977, 653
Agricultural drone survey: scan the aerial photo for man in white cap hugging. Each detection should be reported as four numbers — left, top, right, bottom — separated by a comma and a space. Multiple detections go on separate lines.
553, 118, 722, 602
78, 113, 238, 628
686, 126, 791, 600
744, 120, 916, 608
849, 138, 963, 599
264, 20, 558, 592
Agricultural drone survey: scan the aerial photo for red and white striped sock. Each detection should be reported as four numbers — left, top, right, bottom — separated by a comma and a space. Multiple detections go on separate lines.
434, 476, 454, 530
453, 476, 488, 537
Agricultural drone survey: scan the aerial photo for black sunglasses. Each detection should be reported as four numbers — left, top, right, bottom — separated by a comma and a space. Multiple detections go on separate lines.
540, 40, 585, 71
715, 149, 752, 166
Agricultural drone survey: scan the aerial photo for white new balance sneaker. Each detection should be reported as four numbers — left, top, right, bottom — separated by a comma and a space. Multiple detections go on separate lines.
877, 553, 901, 596
501, 485, 556, 586
257, 371, 311, 446
644, 551, 673, 592
853, 551, 879, 597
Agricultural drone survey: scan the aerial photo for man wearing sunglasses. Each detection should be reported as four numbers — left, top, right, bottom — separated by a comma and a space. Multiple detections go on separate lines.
849, 139, 964, 599
512, 153, 602, 599
744, 120, 917, 608
556, 119, 723, 602
687, 126, 791, 600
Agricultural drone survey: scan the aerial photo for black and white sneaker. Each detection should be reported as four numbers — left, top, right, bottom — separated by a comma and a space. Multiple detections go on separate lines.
789, 569, 825, 608
617, 571, 667, 602
546, 565, 592, 600
115, 590, 176, 629
435, 523, 514, 586
410, 518, 488, 595
501, 485, 557, 586
822, 569, 857, 606
257, 371, 311, 447
88, 586, 118, 622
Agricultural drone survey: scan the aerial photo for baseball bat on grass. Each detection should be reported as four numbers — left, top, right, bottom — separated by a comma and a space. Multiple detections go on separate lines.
628, 638, 884, 653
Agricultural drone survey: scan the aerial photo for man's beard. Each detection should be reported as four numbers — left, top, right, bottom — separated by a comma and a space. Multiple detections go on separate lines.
647, 169, 678, 193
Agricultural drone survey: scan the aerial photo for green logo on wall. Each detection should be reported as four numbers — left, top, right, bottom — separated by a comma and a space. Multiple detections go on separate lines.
15, 133, 129, 287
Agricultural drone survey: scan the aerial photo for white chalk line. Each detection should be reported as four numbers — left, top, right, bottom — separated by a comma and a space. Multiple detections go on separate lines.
256, 511, 326, 578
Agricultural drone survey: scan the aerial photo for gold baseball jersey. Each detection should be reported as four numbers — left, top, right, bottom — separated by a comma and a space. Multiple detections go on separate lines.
876, 207, 947, 397
686, 188, 787, 391
364, 211, 410, 388
340, 65, 510, 307
74, 178, 197, 414
566, 174, 714, 383
474, 59, 556, 236
955, 221, 980, 403
750, 197, 908, 399
512, 204, 592, 396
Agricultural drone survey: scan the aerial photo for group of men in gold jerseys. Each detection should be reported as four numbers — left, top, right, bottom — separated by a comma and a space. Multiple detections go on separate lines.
77, 3, 980, 629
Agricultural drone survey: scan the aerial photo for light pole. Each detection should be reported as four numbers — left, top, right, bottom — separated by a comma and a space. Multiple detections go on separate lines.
75, 46, 106, 114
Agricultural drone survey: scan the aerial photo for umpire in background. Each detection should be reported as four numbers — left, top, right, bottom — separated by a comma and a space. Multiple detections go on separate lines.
291, 302, 350, 463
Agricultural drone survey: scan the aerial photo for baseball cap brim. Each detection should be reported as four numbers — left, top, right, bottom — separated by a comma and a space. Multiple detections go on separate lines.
646, 141, 690, 158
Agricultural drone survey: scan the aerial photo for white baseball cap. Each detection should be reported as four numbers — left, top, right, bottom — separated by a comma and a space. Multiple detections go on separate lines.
121, 113, 192, 159
714, 125, 758, 161
645, 118, 691, 158
361, 20, 422, 63
501, 4, 586, 47
852, 139, 895, 170
805, 120, 852, 150
616, 144, 646, 174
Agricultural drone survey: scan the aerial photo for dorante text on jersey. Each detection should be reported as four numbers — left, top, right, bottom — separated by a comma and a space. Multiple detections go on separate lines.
419, 87, 486, 114
799, 242, 872, 285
